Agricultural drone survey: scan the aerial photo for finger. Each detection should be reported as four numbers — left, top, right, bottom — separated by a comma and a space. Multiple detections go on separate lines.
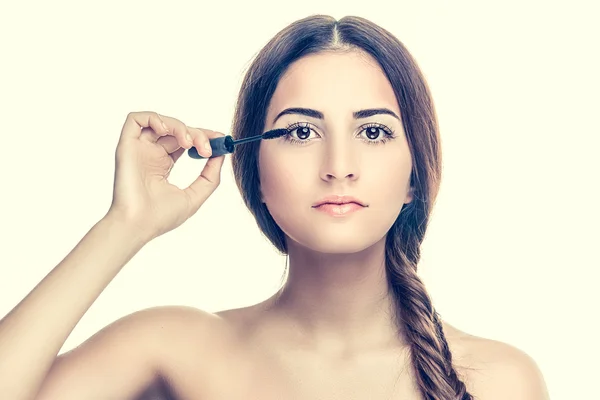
170, 147, 186, 163
184, 154, 226, 211
187, 127, 226, 158
191, 127, 226, 140
123, 111, 194, 151
139, 126, 163, 143
186, 127, 211, 158
155, 125, 226, 158
159, 115, 195, 150
121, 111, 170, 142
156, 135, 180, 154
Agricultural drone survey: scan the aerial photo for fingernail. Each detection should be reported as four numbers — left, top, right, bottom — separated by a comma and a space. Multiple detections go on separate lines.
161, 121, 169, 132
186, 133, 193, 142
204, 142, 211, 150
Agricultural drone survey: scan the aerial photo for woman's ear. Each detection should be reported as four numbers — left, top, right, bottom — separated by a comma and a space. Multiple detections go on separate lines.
404, 186, 414, 204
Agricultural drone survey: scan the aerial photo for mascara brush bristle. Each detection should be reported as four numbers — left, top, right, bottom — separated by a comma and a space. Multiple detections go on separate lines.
262, 128, 289, 140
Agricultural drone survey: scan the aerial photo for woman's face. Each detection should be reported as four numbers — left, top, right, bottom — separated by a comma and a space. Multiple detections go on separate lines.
259, 50, 413, 254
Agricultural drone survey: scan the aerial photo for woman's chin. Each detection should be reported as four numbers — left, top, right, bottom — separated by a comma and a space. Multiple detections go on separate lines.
287, 230, 386, 255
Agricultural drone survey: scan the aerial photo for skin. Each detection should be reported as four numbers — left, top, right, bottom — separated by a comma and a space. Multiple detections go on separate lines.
21, 51, 549, 400
256, 50, 414, 355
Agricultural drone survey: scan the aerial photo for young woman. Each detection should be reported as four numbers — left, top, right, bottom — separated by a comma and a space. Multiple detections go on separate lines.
0, 15, 549, 400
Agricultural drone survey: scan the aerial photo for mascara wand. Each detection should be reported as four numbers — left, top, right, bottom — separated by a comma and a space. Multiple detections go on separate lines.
187, 128, 288, 159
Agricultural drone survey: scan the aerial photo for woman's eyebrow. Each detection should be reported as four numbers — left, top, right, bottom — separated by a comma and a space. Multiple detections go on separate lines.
272, 107, 400, 124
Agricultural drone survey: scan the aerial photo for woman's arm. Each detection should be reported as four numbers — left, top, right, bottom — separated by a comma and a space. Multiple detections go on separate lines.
36, 304, 223, 400
0, 111, 227, 400
0, 214, 150, 400
35, 306, 186, 400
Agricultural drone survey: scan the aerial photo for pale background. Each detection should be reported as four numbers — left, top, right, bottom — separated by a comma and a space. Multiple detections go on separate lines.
1, 1, 598, 399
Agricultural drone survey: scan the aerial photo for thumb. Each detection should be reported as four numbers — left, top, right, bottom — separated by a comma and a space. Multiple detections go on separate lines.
184, 154, 226, 211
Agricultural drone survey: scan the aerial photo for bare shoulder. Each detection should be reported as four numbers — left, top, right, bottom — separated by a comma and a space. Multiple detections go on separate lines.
118, 305, 245, 399
90, 304, 227, 350
40, 305, 227, 400
443, 323, 550, 400
125, 304, 225, 333
56, 304, 224, 368
123, 304, 238, 363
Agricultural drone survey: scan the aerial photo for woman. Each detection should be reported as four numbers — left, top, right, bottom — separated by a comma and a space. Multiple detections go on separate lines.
0, 15, 548, 400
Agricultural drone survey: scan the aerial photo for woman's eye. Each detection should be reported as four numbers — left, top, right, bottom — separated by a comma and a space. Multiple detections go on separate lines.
282, 124, 317, 145
364, 126, 383, 140
290, 126, 313, 140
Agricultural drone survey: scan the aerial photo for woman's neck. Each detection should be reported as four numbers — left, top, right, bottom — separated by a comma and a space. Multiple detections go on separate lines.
264, 237, 405, 355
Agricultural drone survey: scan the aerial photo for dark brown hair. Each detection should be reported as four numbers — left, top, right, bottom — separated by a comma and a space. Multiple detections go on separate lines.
231, 14, 473, 400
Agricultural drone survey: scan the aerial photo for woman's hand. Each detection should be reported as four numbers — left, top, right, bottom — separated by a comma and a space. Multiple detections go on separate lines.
107, 111, 225, 242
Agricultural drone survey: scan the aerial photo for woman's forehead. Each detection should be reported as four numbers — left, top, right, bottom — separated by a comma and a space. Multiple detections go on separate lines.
268, 52, 400, 120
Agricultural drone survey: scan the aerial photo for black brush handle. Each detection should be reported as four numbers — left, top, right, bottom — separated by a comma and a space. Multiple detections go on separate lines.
188, 136, 235, 159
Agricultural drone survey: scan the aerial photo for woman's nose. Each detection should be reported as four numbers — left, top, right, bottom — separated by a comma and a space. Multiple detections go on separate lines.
319, 140, 360, 182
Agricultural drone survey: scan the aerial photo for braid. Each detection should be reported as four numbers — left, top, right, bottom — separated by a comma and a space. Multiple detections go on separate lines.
387, 263, 473, 400
386, 207, 474, 400
432, 312, 472, 399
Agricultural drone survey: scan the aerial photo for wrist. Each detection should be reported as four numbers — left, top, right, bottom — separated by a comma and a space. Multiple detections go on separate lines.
101, 209, 154, 247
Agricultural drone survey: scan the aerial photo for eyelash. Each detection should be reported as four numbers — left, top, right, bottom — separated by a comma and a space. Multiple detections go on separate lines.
283, 122, 397, 146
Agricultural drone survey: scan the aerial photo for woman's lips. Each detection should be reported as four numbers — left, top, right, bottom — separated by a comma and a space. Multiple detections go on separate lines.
313, 202, 365, 216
